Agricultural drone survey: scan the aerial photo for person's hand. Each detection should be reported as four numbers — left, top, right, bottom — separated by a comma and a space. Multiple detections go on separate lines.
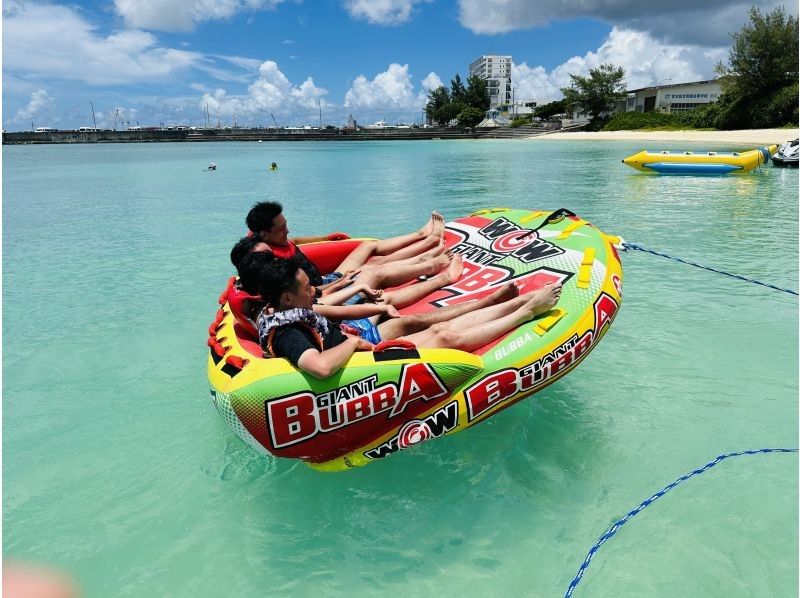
383, 304, 401, 318
354, 337, 373, 351
362, 287, 383, 301
327, 232, 350, 241
344, 269, 361, 281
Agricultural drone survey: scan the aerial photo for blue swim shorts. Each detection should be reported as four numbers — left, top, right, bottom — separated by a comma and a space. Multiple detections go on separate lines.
321, 272, 344, 285
342, 318, 382, 344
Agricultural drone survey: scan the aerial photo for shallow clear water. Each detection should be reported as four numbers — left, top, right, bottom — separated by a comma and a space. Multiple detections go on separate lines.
3, 139, 798, 597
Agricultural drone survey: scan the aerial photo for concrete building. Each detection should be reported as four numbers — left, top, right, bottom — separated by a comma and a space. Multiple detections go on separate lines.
623, 79, 722, 114
469, 55, 512, 111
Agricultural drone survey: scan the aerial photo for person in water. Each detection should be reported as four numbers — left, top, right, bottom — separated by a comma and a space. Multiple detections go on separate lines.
257, 257, 562, 379
270, 162, 278, 170
244, 200, 450, 290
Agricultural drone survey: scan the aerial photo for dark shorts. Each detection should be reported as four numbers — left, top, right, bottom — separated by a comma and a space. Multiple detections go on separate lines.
342, 318, 382, 344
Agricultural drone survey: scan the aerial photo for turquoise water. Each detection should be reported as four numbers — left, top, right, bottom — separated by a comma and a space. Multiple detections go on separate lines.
3, 139, 797, 597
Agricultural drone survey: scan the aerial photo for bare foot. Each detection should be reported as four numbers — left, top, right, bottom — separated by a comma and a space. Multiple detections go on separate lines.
432, 211, 445, 236
487, 282, 519, 304
443, 253, 464, 284
421, 212, 438, 236
427, 253, 451, 275
522, 282, 562, 318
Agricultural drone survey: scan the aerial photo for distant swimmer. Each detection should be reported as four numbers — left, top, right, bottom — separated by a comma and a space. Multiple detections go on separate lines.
208, 162, 217, 171
270, 162, 278, 171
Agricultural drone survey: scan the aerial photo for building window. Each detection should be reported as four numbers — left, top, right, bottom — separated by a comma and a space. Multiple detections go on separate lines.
670, 102, 704, 112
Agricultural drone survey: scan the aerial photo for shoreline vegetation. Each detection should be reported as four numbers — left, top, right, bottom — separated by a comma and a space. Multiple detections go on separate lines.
529, 128, 798, 144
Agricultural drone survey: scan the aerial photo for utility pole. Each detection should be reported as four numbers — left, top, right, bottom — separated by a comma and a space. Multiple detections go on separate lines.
318, 99, 322, 128
114, 108, 119, 131
90, 101, 97, 130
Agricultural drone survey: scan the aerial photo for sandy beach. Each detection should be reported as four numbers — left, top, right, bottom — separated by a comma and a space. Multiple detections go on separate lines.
532, 128, 798, 145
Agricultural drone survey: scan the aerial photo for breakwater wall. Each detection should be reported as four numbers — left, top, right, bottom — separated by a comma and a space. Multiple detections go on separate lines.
3, 123, 563, 145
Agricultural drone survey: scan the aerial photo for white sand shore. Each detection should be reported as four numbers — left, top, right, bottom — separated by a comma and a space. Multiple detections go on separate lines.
531, 128, 798, 145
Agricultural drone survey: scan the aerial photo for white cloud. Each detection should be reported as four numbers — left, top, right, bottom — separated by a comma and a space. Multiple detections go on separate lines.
343, 0, 431, 25
13, 90, 55, 124
114, 0, 288, 33
512, 27, 713, 105
3, 2, 202, 85
201, 60, 330, 122
421, 72, 443, 92
457, 0, 795, 46
344, 63, 423, 110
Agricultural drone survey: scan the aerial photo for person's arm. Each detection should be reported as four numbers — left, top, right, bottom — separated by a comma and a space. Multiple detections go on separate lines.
292, 235, 329, 245
319, 272, 359, 295
293, 232, 350, 245
314, 302, 399, 320
317, 280, 372, 305
297, 336, 372, 378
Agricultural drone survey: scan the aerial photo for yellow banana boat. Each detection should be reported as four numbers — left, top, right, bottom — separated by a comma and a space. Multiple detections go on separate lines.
622, 145, 777, 174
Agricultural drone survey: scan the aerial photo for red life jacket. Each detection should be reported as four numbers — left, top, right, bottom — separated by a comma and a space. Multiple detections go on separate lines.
266, 241, 297, 259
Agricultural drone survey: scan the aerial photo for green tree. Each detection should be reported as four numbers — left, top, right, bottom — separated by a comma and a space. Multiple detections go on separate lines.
425, 86, 451, 126
716, 6, 798, 99
456, 106, 484, 127
533, 99, 568, 120
450, 74, 467, 105
465, 74, 490, 112
561, 64, 626, 121
713, 6, 798, 128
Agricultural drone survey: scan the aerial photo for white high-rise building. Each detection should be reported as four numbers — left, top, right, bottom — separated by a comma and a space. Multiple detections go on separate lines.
469, 55, 512, 110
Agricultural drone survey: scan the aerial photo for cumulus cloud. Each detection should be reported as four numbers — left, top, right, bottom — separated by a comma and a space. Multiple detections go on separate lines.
512, 27, 714, 105
201, 60, 329, 123
114, 0, 288, 32
344, 63, 423, 111
3, 2, 201, 85
343, 0, 432, 25
420, 72, 444, 92
13, 89, 56, 124
458, 0, 795, 46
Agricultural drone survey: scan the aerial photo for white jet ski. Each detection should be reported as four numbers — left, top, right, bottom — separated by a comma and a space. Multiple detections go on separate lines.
772, 139, 798, 167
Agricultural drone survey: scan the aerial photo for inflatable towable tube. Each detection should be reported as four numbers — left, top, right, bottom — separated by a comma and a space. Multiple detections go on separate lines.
622, 145, 777, 175
208, 208, 623, 471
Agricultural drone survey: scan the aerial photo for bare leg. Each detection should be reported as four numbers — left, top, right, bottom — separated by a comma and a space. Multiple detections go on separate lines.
336, 213, 441, 272
380, 254, 464, 309
401, 283, 562, 351
377, 281, 518, 339
357, 253, 451, 289
364, 234, 442, 266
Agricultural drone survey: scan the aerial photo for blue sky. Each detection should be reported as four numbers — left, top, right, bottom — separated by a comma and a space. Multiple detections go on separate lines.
3, 0, 793, 130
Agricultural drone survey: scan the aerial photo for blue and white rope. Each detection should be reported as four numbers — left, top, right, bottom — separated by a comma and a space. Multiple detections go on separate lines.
622, 242, 798, 296
564, 448, 798, 597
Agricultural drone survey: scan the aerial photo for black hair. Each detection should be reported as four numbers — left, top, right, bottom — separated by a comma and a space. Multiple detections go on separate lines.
258, 257, 301, 308
246, 201, 283, 235
230, 234, 262, 269
237, 251, 274, 295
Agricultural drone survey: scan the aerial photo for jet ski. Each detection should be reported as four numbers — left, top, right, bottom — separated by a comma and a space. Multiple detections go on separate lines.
772, 139, 798, 167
